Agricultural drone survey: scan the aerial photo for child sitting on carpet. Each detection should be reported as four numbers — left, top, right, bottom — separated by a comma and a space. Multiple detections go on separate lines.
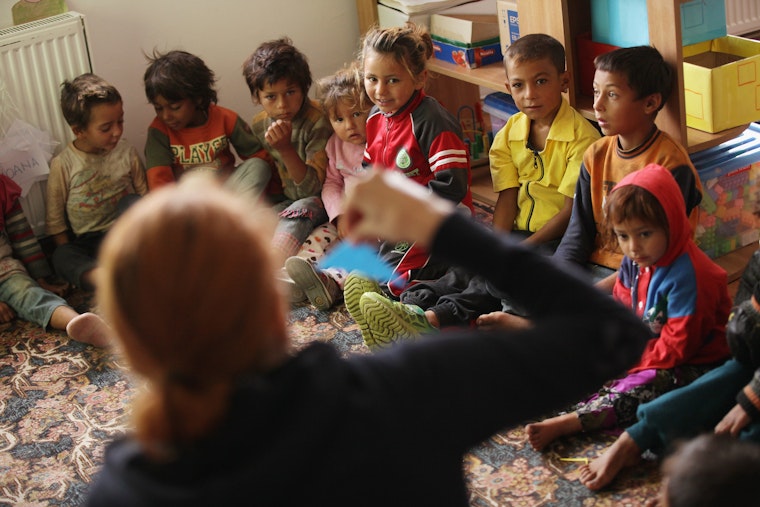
344, 22, 473, 345
577, 254, 760, 491
284, 62, 372, 310
242, 37, 332, 263
551, 45, 702, 292
143, 50, 271, 199
525, 164, 730, 453
85, 170, 650, 507
0, 174, 110, 346
47, 73, 147, 292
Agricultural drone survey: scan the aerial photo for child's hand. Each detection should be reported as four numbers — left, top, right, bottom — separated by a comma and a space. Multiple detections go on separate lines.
476, 311, 532, 331
0, 302, 15, 323
335, 214, 350, 239
265, 119, 293, 151
37, 277, 70, 297
715, 403, 751, 437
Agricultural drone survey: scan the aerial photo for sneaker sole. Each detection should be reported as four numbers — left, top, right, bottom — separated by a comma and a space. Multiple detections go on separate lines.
277, 270, 307, 303
343, 273, 383, 347
285, 257, 333, 311
359, 292, 423, 349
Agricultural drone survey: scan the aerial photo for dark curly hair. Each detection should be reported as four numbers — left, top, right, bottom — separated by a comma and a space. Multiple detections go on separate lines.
242, 37, 312, 103
143, 50, 217, 110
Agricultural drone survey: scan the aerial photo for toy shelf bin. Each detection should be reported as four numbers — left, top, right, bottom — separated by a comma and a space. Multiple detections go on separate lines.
591, 0, 727, 48
482, 92, 519, 137
691, 123, 760, 258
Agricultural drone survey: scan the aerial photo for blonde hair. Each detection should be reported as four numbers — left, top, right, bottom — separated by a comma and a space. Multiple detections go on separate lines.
317, 62, 372, 117
97, 176, 287, 456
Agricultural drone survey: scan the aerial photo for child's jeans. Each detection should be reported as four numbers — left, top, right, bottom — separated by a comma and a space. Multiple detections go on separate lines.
0, 272, 66, 328
52, 193, 140, 290
52, 231, 104, 289
225, 158, 272, 202
272, 196, 328, 259
630, 359, 760, 454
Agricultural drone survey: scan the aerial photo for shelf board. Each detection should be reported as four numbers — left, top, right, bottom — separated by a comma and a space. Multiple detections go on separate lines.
428, 59, 505, 92
686, 124, 751, 154
573, 95, 748, 154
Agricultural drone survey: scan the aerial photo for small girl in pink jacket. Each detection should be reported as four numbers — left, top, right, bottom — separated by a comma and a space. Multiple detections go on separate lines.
284, 63, 372, 310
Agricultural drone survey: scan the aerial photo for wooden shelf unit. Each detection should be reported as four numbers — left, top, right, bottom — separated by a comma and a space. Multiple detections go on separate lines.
355, 0, 748, 154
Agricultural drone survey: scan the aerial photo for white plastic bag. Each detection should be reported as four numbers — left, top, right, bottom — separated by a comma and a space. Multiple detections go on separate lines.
0, 118, 57, 197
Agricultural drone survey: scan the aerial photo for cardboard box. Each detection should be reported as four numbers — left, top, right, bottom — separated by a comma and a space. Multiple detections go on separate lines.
591, 0, 727, 48
683, 35, 760, 133
377, 3, 430, 28
432, 35, 503, 69
430, 13, 500, 44
496, 0, 519, 54
692, 123, 760, 258
376, 1, 499, 29
576, 32, 619, 97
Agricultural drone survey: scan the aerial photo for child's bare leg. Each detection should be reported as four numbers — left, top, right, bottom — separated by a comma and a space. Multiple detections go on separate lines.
525, 412, 582, 451
50, 306, 112, 347
578, 431, 642, 490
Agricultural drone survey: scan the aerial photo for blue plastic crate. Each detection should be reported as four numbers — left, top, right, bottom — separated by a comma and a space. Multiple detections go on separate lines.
691, 123, 760, 257
591, 0, 727, 48
482, 92, 519, 137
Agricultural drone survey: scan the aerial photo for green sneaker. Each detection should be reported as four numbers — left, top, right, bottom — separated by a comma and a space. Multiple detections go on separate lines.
343, 272, 383, 345
359, 292, 435, 349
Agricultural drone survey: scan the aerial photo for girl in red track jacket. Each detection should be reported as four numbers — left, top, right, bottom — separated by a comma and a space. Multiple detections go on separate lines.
360, 23, 472, 295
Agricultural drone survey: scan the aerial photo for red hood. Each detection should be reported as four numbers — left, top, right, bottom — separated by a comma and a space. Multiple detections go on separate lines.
611, 163, 691, 267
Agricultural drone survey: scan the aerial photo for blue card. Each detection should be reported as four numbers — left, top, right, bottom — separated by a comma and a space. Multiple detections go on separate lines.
317, 242, 394, 281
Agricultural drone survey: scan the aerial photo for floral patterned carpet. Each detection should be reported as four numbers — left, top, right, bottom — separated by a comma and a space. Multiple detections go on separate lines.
289, 305, 663, 507
0, 202, 661, 506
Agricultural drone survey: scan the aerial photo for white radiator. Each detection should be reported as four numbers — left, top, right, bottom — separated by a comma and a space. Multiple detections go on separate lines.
0, 12, 93, 235
726, 0, 760, 36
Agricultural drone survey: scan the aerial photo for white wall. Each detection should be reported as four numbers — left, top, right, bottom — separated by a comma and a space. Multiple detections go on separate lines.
0, 0, 361, 156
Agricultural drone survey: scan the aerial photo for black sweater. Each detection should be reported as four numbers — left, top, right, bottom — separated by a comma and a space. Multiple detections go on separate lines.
86, 212, 649, 507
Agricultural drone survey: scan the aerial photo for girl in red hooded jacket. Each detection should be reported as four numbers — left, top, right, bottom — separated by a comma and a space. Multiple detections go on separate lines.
525, 163, 731, 452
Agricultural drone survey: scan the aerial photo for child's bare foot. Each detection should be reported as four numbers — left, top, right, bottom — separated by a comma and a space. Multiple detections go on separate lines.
66, 312, 112, 347
525, 413, 582, 451
476, 311, 532, 331
579, 431, 642, 490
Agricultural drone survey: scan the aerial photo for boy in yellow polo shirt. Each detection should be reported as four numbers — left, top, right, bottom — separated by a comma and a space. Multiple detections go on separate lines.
349, 33, 600, 349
